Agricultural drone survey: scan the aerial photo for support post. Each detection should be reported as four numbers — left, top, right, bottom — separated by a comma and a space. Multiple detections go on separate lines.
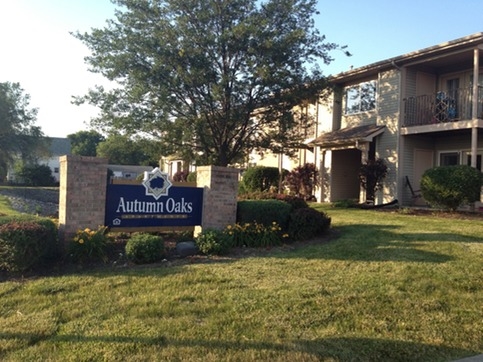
58, 156, 108, 244
195, 166, 238, 235
471, 48, 479, 168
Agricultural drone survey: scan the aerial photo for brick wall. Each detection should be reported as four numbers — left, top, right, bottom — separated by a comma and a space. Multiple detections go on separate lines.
58, 155, 108, 242
195, 166, 239, 233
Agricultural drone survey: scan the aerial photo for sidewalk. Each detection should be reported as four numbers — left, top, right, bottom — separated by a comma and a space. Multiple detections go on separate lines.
453, 355, 483, 362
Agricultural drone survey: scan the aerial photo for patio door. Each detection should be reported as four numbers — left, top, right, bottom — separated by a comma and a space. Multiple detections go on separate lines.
414, 149, 434, 206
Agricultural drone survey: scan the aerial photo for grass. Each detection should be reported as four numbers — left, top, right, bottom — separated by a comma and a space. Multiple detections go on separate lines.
0, 201, 483, 361
0, 189, 18, 217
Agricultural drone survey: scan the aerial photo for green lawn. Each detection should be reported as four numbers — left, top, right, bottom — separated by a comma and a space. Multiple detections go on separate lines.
1, 203, 482, 361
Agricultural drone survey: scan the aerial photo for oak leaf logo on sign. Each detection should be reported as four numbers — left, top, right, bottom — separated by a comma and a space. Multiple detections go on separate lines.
142, 168, 172, 200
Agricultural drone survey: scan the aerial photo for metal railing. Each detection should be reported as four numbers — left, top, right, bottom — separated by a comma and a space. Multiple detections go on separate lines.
403, 87, 483, 127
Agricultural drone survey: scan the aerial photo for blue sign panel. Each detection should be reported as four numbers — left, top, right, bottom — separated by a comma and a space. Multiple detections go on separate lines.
105, 169, 203, 229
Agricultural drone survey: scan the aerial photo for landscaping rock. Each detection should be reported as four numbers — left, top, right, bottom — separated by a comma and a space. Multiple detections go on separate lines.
0, 188, 59, 217
176, 241, 199, 257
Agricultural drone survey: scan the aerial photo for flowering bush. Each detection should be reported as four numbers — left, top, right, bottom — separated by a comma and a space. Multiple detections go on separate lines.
225, 221, 288, 248
68, 226, 109, 263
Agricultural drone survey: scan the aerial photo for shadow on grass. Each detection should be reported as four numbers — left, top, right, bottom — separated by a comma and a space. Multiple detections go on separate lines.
276, 223, 482, 263
2, 221, 481, 281
0, 331, 478, 361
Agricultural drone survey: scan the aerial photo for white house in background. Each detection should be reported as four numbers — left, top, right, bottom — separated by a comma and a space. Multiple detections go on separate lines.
159, 155, 196, 179
108, 164, 153, 180
6, 137, 72, 184
43, 137, 72, 183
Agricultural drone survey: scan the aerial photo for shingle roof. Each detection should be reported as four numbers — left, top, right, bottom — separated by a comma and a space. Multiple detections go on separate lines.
48, 137, 71, 156
308, 124, 386, 148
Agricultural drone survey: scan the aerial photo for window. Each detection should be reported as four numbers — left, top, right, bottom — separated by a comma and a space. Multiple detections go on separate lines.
345, 80, 377, 114
54, 167, 59, 173
439, 152, 459, 166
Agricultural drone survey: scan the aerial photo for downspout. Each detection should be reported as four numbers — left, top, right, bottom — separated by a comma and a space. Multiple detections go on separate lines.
471, 47, 479, 168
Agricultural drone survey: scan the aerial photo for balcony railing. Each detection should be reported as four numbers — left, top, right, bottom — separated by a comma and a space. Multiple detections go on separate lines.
403, 87, 483, 127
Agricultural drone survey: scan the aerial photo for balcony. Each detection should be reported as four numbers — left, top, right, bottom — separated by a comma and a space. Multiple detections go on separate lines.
403, 87, 483, 127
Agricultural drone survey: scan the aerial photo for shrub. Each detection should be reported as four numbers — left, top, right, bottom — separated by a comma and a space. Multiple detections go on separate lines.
125, 233, 165, 264
173, 170, 189, 182
186, 171, 197, 183
238, 192, 308, 210
284, 163, 319, 199
195, 229, 232, 255
0, 219, 59, 272
68, 226, 109, 264
237, 199, 292, 229
359, 158, 388, 201
225, 221, 287, 248
16, 164, 56, 186
274, 194, 309, 210
241, 166, 279, 193
287, 208, 331, 241
420, 165, 483, 211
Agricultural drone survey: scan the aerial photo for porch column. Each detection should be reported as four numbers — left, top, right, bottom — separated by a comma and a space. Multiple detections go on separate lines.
471, 48, 479, 167
318, 149, 325, 202
358, 142, 369, 203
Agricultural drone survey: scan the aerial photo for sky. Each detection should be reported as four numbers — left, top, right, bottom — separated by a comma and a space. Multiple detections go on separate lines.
1, 0, 483, 138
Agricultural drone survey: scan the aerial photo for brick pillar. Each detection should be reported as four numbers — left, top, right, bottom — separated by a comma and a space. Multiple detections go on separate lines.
195, 166, 239, 234
58, 156, 108, 243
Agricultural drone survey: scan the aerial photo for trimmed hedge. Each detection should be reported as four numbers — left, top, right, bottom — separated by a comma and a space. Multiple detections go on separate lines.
241, 166, 279, 193
421, 165, 483, 210
0, 216, 59, 272
237, 199, 292, 229
287, 208, 331, 241
125, 233, 165, 264
238, 191, 308, 210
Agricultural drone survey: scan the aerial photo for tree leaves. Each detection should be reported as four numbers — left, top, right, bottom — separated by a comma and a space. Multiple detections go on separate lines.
74, 0, 345, 166
0, 82, 45, 175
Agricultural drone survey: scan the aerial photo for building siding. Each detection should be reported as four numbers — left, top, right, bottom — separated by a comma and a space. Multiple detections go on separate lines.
376, 69, 400, 204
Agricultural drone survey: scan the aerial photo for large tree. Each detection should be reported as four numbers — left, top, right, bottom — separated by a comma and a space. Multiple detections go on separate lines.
96, 134, 161, 166
68, 130, 105, 156
74, 0, 346, 166
0, 82, 45, 178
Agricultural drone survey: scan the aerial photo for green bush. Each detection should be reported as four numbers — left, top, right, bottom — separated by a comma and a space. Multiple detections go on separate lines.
195, 229, 232, 255
287, 208, 331, 241
0, 219, 59, 272
241, 166, 279, 193
225, 222, 287, 247
238, 191, 308, 210
237, 199, 292, 229
68, 226, 109, 264
187, 171, 197, 183
274, 194, 309, 210
420, 165, 483, 211
16, 164, 56, 186
125, 233, 165, 264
